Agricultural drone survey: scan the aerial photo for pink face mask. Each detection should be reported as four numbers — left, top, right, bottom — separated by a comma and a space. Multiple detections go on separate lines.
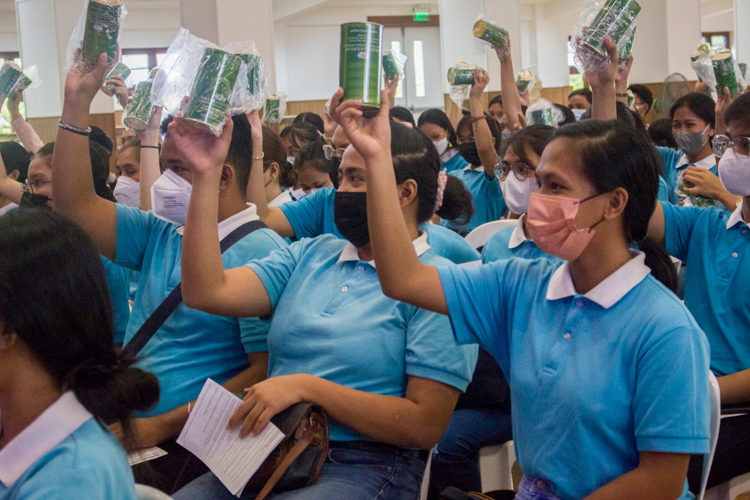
526, 192, 603, 261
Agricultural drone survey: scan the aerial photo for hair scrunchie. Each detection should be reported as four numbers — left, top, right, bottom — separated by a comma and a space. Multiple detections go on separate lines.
434, 170, 448, 213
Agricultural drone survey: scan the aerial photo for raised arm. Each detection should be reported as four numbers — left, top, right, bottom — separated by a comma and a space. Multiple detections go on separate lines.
331, 88, 448, 315
495, 45, 523, 133
174, 115, 272, 319
615, 54, 634, 107
7, 90, 44, 154
587, 37, 619, 121
0, 152, 24, 205
138, 106, 163, 211
52, 53, 117, 260
470, 69, 499, 178
384, 73, 399, 110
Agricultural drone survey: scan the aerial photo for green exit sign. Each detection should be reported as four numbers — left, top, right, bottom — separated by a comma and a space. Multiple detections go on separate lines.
413, 11, 430, 22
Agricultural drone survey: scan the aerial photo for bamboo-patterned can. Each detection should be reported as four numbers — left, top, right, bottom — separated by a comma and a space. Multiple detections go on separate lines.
15, 74, 33, 92
447, 67, 475, 86
473, 20, 509, 50
382, 51, 399, 80
618, 25, 636, 61
516, 70, 534, 93
0, 62, 23, 97
581, 0, 641, 57
101, 61, 131, 96
339, 22, 383, 116
238, 54, 262, 97
81, 0, 123, 64
122, 79, 153, 131
530, 109, 556, 127
739, 62, 748, 80
183, 48, 241, 132
712, 52, 740, 95
263, 95, 281, 125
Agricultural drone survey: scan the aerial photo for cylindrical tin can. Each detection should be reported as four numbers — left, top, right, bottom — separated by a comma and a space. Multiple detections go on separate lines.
530, 109, 556, 127
473, 20, 509, 49
81, 0, 123, 64
516, 70, 534, 93
101, 61, 131, 96
339, 22, 383, 116
739, 62, 748, 81
382, 51, 399, 80
238, 53, 263, 97
0, 62, 23, 97
263, 95, 281, 124
447, 67, 475, 86
618, 25, 636, 61
183, 48, 242, 132
581, 0, 641, 57
122, 79, 153, 131
712, 52, 740, 95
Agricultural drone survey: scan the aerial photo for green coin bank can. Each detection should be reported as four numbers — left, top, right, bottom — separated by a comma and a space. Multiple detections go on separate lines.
238, 53, 263, 97
81, 0, 123, 64
101, 61, 131, 96
340, 22, 383, 117
447, 67, 475, 86
0, 62, 24, 97
713, 52, 740, 96
581, 0, 641, 58
122, 79, 154, 131
184, 47, 242, 133
473, 20, 509, 50
530, 108, 556, 127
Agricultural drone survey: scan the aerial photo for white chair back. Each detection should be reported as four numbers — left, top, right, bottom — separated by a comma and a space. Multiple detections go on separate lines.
135, 484, 174, 500
465, 220, 518, 250
419, 451, 433, 500
698, 371, 722, 500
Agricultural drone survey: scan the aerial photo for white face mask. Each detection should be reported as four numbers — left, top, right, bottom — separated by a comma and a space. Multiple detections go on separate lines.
290, 187, 307, 200
432, 137, 449, 156
572, 109, 586, 121
287, 156, 296, 165
719, 148, 750, 197
150, 169, 192, 226
113, 176, 140, 208
500, 173, 538, 215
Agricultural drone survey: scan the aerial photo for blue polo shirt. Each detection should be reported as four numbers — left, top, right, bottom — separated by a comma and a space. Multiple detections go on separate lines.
657, 146, 683, 204
443, 166, 506, 234
658, 176, 670, 204
437, 253, 710, 500
246, 233, 478, 442
279, 187, 480, 264
482, 216, 563, 265
101, 256, 131, 344
442, 151, 470, 173
115, 204, 286, 417
663, 201, 750, 376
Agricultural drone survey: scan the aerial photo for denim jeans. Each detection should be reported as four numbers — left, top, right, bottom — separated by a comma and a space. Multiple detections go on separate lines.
514, 477, 562, 500
173, 441, 427, 500
430, 408, 513, 494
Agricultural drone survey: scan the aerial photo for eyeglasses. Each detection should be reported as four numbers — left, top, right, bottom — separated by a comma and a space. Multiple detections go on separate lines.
323, 144, 346, 161
713, 135, 750, 158
496, 161, 536, 181
24, 180, 52, 193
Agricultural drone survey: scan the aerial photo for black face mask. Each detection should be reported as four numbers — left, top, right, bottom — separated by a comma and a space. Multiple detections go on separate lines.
334, 191, 370, 248
457, 142, 482, 166
19, 191, 51, 210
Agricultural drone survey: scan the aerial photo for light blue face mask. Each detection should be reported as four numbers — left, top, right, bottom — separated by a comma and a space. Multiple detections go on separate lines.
572, 109, 586, 121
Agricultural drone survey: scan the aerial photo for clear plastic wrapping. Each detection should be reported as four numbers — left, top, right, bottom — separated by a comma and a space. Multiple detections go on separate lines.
571, 0, 641, 74
447, 62, 477, 111
66, 0, 128, 72
525, 99, 564, 127
690, 43, 716, 91
383, 48, 407, 81
151, 28, 271, 136
0, 63, 42, 97
516, 69, 536, 94
473, 14, 510, 59
262, 93, 287, 126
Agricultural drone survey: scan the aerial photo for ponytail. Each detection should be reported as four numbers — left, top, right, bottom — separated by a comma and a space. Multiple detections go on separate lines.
436, 176, 474, 224
638, 236, 679, 293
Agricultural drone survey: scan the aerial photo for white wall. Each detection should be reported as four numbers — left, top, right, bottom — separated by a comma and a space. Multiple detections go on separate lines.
0, 4, 18, 52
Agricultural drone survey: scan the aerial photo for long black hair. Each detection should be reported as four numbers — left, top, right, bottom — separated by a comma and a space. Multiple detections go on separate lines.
418, 108, 458, 148
553, 120, 678, 292
391, 122, 474, 224
36, 142, 116, 202
0, 210, 159, 449
505, 125, 555, 166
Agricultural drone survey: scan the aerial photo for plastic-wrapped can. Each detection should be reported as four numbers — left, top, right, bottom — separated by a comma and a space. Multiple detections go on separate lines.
618, 25, 636, 61
712, 52, 740, 95
739, 62, 748, 81
383, 51, 399, 80
238, 54, 262, 97
473, 20, 509, 50
447, 67, 475, 86
581, 0, 641, 57
339, 22, 383, 116
0, 61, 24, 97
516, 70, 534, 93
122, 79, 153, 130
101, 61, 131, 96
263, 95, 281, 124
183, 48, 241, 132
530, 109, 556, 127
81, 0, 124, 63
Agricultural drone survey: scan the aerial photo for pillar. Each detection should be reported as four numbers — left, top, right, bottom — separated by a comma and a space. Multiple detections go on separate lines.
736, 0, 750, 65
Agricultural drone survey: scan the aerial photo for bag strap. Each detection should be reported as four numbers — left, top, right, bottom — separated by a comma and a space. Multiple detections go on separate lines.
122, 220, 267, 357
255, 430, 315, 500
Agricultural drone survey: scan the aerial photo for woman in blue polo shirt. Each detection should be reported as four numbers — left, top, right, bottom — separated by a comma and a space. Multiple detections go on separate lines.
418, 108, 469, 173
0, 209, 159, 500
173, 109, 478, 500
359, 107, 710, 500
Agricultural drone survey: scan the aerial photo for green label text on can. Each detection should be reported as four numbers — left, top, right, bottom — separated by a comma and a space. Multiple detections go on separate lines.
263, 95, 281, 124
184, 48, 241, 132
340, 22, 383, 114
473, 20, 509, 49
447, 67, 474, 86
82, 0, 123, 64
0, 62, 24, 97
713, 52, 740, 95
122, 79, 153, 131
581, 0, 641, 57
102, 61, 131, 96
530, 109, 556, 127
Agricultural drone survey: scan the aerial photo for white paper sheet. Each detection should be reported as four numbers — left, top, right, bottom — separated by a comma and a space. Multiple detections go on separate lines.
128, 446, 168, 466
176, 379, 285, 497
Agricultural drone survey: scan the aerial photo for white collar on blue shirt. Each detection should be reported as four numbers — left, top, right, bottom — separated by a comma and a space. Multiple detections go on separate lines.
0, 392, 92, 487
0, 202, 18, 217
508, 215, 528, 249
546, 250, 651, 309
676, 153, 715, 170
175, 203, 260, 239
463, 165, 484, 173
338, 231, 431, 268
726, 200, 749, 229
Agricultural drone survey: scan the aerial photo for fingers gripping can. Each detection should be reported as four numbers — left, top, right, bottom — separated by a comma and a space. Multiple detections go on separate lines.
340, 22, 383, 117
473, 20, 509, 50
713, 52, 740, 95
581, 0, 641, 58
122, 79, 153, 131
101, 61, 131, 96
447, 67, 475, 86
263, 95, 281, 125
516, 70, 534, 93
0, 62, 24, 97
82, 0, 124, 64
184, 48, 242, 133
